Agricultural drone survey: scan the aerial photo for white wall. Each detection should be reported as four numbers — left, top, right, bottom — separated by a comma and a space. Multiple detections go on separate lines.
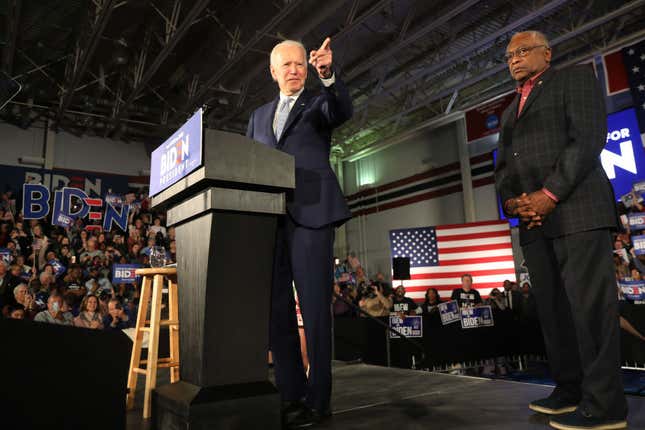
0, 121, 44, 166
54, 131, 149, 176
0, 121, 150, 175
342, 120, 502, 275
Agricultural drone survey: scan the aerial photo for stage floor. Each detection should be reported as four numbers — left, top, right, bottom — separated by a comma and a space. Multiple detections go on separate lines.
127, 362, 645, 429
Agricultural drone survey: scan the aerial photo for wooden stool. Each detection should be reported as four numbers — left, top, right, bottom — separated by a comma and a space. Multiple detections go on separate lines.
126, 267, 180, 419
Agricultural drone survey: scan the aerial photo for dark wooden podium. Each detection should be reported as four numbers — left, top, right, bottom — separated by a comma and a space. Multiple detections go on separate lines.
149, 129, 294, 430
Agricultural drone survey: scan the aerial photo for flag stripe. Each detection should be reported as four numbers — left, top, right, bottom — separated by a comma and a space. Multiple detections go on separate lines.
401, 281, 513, 292
438, 255, 515, 266
415, 260, 516, 273
438, 243, 512, 255
400, 273, 515, 287
437, 230, 510, 242
438, 236, 511, 249
412, 267, 516, 279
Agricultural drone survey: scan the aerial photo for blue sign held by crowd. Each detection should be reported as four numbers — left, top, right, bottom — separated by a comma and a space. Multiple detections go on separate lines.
632, 235, 645, 255
628, 212, 645, 230
0, 248, 12, 265
389, 315, 423, 338
618, 280, 645, 301
112, 264, 142, 284
460, 305, 495, 329
438, 300, 461, 325
47, 259, 66, 278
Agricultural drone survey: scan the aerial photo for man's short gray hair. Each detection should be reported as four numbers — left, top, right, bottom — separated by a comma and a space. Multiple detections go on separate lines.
13, 283, 27, 296
511, 30, 551, 48
270, 40, 306, 67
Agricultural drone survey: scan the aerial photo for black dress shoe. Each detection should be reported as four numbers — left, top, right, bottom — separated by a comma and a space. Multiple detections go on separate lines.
285, 406, 332, 429
281, 400, 308, 425
529, 396, 578, 415
549, 409, 627, 430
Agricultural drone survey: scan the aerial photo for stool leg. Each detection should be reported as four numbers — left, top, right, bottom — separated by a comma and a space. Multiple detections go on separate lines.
143, 274, 164, 419
168, 275, 180, 383
126, 275, 152, 410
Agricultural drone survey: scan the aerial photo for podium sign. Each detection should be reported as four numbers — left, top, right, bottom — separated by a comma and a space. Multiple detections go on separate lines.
149, 109, 203, 196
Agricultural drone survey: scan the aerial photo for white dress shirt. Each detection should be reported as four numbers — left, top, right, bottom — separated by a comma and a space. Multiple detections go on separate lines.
273, 73, 336, 133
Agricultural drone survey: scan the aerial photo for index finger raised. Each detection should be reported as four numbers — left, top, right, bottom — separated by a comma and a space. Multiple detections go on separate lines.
319, 37, 331, 51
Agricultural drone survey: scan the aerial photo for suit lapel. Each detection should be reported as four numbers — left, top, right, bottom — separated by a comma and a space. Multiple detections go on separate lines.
517, 67, 556, 120
277, 90, 313, 145
506, 94, 520, 130
266, 98, 279, 147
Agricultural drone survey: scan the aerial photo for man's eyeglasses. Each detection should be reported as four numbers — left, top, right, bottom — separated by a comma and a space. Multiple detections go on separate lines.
504, 45, 548, 63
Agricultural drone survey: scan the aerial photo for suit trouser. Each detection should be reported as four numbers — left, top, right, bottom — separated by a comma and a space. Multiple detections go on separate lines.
270, 215, 335, 412
522, 229, 627, 419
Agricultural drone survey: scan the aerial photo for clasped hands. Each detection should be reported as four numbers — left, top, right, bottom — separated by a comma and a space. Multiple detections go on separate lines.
505, 190, 556, 229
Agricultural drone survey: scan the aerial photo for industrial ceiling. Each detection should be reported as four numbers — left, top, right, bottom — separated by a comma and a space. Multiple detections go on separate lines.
1, 0, 644, 158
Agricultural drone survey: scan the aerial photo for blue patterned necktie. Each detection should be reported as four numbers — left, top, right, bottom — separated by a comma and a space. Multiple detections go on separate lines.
274, 98, 290, 140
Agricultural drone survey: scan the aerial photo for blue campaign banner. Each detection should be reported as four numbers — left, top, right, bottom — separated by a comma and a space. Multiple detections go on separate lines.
438, 300, 461, 325
460, 305, 495, 329
48, 259, 66, 278
602, 108, 645, 200
632, 235, 645, 255
389, 315, 423, 338
0, 248, 12, 265
149, 109, 203, 196
618, 280, 645, 301
112, 264, 142, 284
628, 212, 645, 230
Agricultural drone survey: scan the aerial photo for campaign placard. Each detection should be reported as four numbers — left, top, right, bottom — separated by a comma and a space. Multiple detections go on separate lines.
619, 280, 645, 301
389, 315, 423, 338
628, 212, 645, 230
0, 248, 12, 265
460, 305, 495, 329
149, 109, 203, 196
438, 300, 461, 325
632, 235, 645, 255
112, 264, 142, 284
105, 194, 124, 207
53, 212, 74, 228
633, 180, 645, 194
47, 259, 66, 278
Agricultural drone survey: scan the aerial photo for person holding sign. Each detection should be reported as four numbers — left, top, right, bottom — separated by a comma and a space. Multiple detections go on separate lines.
246, 37, 352, 428
495, 31, 626, 429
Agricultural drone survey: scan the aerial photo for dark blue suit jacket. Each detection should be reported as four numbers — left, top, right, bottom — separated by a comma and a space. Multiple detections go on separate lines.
246, 78, 353, 228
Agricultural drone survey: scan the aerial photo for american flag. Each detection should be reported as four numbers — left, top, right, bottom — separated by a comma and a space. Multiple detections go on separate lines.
389, 220, 516, 302
623, 40, 645, 132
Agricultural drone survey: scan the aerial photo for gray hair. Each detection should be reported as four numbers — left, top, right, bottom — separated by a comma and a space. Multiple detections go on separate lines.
13, 283, 28, 296
270, 40, 306, 67
511, 30, 551, 48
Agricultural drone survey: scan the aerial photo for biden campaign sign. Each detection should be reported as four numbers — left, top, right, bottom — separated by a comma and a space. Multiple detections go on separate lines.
601, 108, 645, 199
112, 264, 142, 284
149, 109, 203, 196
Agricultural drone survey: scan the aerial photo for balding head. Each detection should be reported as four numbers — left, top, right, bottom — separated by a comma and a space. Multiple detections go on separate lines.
509, 31, 550, 49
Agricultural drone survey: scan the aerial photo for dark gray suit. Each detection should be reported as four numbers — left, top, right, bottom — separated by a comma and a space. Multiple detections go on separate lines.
495, 66, 627, 420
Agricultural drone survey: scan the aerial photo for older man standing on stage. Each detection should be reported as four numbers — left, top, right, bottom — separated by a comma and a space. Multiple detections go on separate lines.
246, 37, 352, 428
495, 31, 627, 430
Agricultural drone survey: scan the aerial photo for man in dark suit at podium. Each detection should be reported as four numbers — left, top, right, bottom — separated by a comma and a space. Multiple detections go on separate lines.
495, 31, 627, 430
246, 37, 352, 428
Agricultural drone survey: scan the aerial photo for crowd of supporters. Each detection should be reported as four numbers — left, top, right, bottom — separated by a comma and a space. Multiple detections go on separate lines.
0, 189, 174, 331
331, 254, 538, 323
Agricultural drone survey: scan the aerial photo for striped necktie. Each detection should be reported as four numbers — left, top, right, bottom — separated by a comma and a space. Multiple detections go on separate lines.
274, 98, 290, 140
